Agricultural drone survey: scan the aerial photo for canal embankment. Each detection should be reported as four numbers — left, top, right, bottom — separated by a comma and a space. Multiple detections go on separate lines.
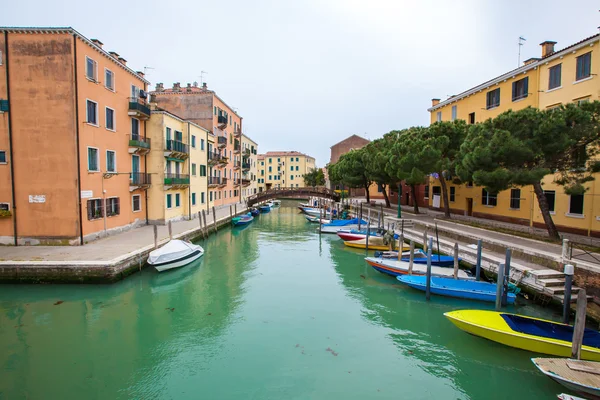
0, 202, 250, 283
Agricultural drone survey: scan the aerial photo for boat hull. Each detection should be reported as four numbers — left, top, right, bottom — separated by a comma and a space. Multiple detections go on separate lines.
345, 238, 410, 252
259, 206, 271, 213
532, 358, 600, 400
153, 250, 204, 272
445, 310, 600, 361
366, 257, 472, 279
397, 276, 515, 303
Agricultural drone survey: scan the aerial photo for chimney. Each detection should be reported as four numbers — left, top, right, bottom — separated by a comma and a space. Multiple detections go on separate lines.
136, 71, 145, 78
193, 81, 198, 87
109, 51, 120, 59
173, 82, 181, 92
155, 83, 164, 92
540, 41, 557, 58
202, 82, 207, 90
186, 83, 192, 92
117, 57, 127, 66
90, 38, 103, 48
431, 98, 440, 107
523, 57, 540, 66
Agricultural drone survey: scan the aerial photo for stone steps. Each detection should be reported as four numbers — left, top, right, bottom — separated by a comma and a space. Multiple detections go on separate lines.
537, 278, 566, 287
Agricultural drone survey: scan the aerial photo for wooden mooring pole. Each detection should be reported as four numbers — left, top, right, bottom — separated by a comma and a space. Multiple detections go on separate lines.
366, 209, 371, 251
408, 241, 415, 275
212, 206, 217, 233
230, 205, 233, 220
202, 210, 208, 238
563, 264, 575, 324
426, 237, 433, 301
168, 221, 173, 240
153, 225, 158, 249
502, 249, 512, 307
571, 289, 588, 360
423, 230, 428, 253
476, 239, 482, 281
495, 263, 505, 311
453, 243, 459, 279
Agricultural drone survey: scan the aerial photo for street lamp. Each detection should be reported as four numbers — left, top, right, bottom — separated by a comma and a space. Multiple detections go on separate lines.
397, 183, 402, 218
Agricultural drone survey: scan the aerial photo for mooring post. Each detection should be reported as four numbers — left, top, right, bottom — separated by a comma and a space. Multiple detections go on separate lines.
476, 239, 483, 281
359, 203, 363, 230
230, 205, 233, 220
153, 225, 158, 249
423, 230, 428, 253
572, 289, 588, 360
212, 206, 217, 233
562, 238, 571, 262
453, 243, 459, 279
366, 208, 371, 251
426, 237, 433, 301
202, 210, 208, 238
319, 199, 323, 235
408, 241, 415, 274
563, 264, 575, 324
379, 204, 383, 229
168, 220, 173, 240
502, 249, 512, 307
234, 203, 237, 216
398, 233, 404, 252
198, 211, 202, 228
495, 263, 505, 311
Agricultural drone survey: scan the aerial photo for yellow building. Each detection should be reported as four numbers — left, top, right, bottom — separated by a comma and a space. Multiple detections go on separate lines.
146, 110, 209, 224
241, 134, 258, 201
427, 33, 600, 236
257, 154, 266, 192
259, 151, 316, 189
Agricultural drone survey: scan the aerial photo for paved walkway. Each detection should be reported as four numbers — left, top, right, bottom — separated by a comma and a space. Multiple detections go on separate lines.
0, 203, 246, 262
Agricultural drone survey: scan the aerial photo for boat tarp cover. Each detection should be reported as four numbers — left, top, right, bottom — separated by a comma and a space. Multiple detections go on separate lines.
501, 314, 600, 348
148, 240, 198, 265
323, 218, 367, 227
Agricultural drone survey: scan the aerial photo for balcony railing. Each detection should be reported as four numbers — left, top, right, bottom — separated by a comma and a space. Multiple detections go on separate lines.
166, 140, 188, 154
243, 148, 251, 156
208, 152, 222, 164
242, 162, 251, 170
129, 134, 151, 150
220, 177, 228, 186
234, 130, 242, 138
217, 136, 227, 148
208, 176, 221, 186
242, 178, 251, 186
130, 172, 151, 186
164, 173, 190, 185
233, 160, 240, 169
128, 97, 151, 119
217, 115, 228, 127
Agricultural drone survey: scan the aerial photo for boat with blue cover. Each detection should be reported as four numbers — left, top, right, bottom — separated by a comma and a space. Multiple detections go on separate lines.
374, 249, 458, 267
319, 218, 369, 233
397, 275, 516, 303
259, 204, 271, 213
250, 208, 260, 217
232, 213, 254, 227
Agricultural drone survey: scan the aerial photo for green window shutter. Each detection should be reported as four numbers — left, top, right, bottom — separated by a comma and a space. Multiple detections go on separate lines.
167, 194, 172, 208
0, 100, 9, 112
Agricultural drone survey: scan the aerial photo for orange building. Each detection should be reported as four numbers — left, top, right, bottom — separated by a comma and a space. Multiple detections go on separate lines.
151, 82, 242, 207
0, 27, 151, 245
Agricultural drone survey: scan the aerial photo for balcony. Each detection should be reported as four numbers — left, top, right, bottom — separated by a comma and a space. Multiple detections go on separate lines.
217, 115, 228, 129
217, 136, 227, 149
243, 148, 251, 157
164, 173, 190, 187
242, 161, 251, 171
219, 177, 228, 187
234, 141, 241, 154
164, 140, 188, 160
128, 97, 151, 120
129, 172, 151, 191
208, 176, 220, 187
242, 178, 251, 186
234, 129, 242, 138
233, 160, 241, 170
128, 135, 151, 155
218, 156, 229, 166
208, 152, 222, 166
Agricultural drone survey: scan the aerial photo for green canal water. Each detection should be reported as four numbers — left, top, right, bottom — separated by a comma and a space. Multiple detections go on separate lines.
1, 201, 565, 399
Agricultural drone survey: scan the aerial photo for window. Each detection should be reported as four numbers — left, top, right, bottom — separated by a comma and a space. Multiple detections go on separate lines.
85, 57, 97, 81
105, 107, 115, 131
175, 130, 183, 142
131, 118, 140, 137
0, 203, 9, 211
577, 97, 590, 106
269, 166, 272, 172
166, 194, 172, 209
214, 106, 217, 115
296, 157, 299, 162
132, 195, 141, 212
192, 135, 196, 148
481, 188, 497, 206
106, 197, 120, 217
450, 187, 455, 202
192, 163, 197, 176
105, 68, 114, 91
290, 166, 293, 171
86, 100, 98, 125
269, 158, 272, 163
131, 84, 140, 99
468, 112, 475, 124
291, 175, 294, 180
549, 64, 562, 89
296, 166, 299, 171
166, 161, 172, 174
192, 193, 196, 206
486, 88, 500, 109
200, 165, 207, 176
106, 150, 116, 172
166, 127, 172, 141
569, 194, 584, 215
0, 151, 6, 163
209, 192, 213, 202
512, 77, 529, 101
424, 185, 429, 199
436, 111, 441, 122
201, 139, 205, 150
87, 199, 103, 220
510, 189, 521, 209
451, 105, 457, 121
576, 52, 592, 81
544, 190, 556, 213
88, 147, 99, 171
269, 175, 272, 180
175, 193, 181, 207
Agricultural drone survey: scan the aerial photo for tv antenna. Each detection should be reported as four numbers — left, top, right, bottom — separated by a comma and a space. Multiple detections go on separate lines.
518, 36, 526, 66
200, 71, 208, 85
143, 66, 154, 75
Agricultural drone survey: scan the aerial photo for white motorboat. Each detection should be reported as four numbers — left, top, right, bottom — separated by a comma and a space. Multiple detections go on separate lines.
148, 239, 204, 272
301, 207, 332, 218
272, 200, 281, 206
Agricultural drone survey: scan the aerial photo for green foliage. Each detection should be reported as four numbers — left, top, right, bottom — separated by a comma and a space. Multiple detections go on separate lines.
386, 127, 430, 185
0, 209, 12, 218
302, 168, 326, 187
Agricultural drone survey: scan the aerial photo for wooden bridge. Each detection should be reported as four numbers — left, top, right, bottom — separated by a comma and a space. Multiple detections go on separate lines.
247, 187, 340, 207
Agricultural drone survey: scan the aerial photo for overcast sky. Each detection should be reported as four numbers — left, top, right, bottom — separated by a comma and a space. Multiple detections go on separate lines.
3, 0, 599, 166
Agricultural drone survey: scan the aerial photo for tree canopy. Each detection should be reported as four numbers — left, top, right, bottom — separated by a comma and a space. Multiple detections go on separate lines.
302, 168, 325, 187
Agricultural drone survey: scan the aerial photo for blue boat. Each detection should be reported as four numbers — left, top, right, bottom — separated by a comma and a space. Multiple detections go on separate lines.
232, 213, 254, 227
259, 205, 271, 213
373, 249, 457, 267
250, 208, 260, 217
397, 275, 517, 304
322, 218, 367, 227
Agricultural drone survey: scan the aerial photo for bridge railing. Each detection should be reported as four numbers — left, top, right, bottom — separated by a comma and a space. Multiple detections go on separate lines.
247, 186, 340, 206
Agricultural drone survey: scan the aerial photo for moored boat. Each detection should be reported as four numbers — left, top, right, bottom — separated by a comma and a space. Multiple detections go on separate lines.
300, 207, 331, 218
232, 213, 254, 226
305, 215, 331, 224
148, 239, 204, 272
444, 310, 600, 361
397, 275, 515, 303
365, 257, 472, 278
250, 208, 260, 217
272, 200, 281, 206
373, 249, 458, 267
259, 205, 271, 213
319, 218, 368, 234
532, 358, 600, 400
344, 237, 409, 251
337, 229, 384, 241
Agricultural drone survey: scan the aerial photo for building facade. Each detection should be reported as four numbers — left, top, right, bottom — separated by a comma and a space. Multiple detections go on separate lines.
240, 134, 258, 202
329, 135, 370, 197
0, 27, 151, 245
151, 82, 243, 208
257, 154, 266, 192
258, 151, 316, 189
428, 33, 600, 236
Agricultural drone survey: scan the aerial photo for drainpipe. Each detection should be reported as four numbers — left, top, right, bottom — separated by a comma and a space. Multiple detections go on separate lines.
72, 35, 84, 245
188, 122, 191, 220
144, 119, 149, 224
4, 32, 17, 246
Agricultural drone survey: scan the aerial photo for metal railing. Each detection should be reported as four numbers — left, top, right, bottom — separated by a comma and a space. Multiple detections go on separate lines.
217, 136, 227, 146
129, 134, 151, 149
164, 173, 190, 185
130, 172, 151, 185
242, 162, 251, 170
128, 97, 151, 117
217, 115, 228, 125
166, 140, 188, 154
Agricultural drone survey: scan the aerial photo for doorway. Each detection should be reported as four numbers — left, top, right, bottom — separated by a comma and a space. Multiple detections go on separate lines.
466, 198, 473, 217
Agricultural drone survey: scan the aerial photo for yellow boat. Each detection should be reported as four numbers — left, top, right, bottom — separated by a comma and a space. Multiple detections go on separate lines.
343, 237, 409, 251
444, 310, 600, 361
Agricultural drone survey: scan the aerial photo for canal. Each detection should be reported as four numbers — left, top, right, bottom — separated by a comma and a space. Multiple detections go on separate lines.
0, 201, 564, 399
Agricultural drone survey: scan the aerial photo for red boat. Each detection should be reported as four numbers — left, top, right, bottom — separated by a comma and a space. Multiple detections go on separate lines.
336, 230, 380, 241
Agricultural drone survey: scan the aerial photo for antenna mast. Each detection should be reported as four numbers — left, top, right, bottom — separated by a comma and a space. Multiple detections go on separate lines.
518, 36, 526, 66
